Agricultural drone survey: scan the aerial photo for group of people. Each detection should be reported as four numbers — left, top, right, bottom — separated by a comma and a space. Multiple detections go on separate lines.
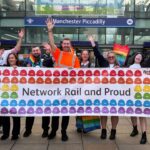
0, 18, 149, 144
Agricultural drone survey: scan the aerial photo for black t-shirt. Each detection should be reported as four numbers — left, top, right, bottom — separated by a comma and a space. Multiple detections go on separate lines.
42, 54, 54, 68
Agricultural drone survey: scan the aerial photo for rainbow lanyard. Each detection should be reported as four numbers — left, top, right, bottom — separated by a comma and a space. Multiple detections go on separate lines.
29, 55, 42, 67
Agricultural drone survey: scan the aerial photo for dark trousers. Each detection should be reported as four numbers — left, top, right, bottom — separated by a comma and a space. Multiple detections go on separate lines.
25, 117, 50, 132
51, 116, 69, 132
0, 117, 2, 126
2, 117, 20, 136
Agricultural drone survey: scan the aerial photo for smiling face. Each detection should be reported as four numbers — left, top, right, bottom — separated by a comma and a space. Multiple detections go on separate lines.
81, 50, 89, 62
107, 52, 116, 64
32, 47, 41, 58
61, 39, 72, 52
7, 54, 17, 66
134, 54, 142, 64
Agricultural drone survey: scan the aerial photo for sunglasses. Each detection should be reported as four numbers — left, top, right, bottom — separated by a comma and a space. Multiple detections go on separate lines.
108, 56, 115, 59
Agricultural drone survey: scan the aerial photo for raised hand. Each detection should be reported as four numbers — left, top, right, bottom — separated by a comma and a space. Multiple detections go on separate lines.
46, 18, 55, 31
12, 29, 24, 52
18, 29, 25, 38
46, 18, 57, 52
88, 35, 96, 47
88, 35, 94, 42
18, 29, 25, 39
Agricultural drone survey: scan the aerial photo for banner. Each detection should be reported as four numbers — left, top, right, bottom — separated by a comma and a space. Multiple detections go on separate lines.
113, 43, 130, 66
25, 17, 135, 28
35, 0, 126, 16
0, 68, 150, 117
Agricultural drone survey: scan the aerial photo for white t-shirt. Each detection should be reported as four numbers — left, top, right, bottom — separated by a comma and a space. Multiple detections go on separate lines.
109, 64, 115, 68
0, 49, 13, 66
129, 64, 141, 69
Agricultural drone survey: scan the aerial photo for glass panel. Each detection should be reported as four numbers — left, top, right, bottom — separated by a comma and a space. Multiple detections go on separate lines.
26, 0, 35, 11
0, 0, 25, 17
0, 27, 25, 43
34, 0, 134, 17
135, 19, 150, 28
134, 28, 150, 44
79, 28, 97, 41
1, 0, 25, 11
27, 27, 78, 44
135, 0, 150, 18
53, 28, 78, 43
79, 28, 105, 44
106, 0, 134, 17
106, 28, 133, 44
98, 28, 106, 44
25, 0, 35, 16
42, 28, 49, 43
0, 19, 24, 27
26, 28, 42, 43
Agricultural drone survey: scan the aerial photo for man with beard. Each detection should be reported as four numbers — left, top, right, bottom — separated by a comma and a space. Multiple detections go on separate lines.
25, 47, 42, 67
46, 18, 80, 141
23, 47, 50, 138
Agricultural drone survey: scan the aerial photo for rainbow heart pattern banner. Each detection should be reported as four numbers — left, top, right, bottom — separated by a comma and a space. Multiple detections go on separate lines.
0, 67, 150, 117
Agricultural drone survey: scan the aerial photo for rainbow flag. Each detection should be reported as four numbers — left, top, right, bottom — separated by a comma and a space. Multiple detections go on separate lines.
76, 116, 100, 132
113, 43, 130, 66
29, 54, 36, 64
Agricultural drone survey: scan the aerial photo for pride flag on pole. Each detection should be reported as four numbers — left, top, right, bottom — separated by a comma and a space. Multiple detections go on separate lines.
113, 43, 130, 66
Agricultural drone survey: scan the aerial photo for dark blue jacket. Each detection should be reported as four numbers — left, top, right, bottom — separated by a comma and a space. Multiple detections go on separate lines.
92, 46, 109, 67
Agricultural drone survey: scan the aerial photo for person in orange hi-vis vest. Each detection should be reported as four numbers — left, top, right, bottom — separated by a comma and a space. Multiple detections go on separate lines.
46, 18, 80, 142
46, 18, 80, 69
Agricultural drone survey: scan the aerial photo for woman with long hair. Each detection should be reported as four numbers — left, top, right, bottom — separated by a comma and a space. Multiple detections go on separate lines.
1, 53, 20, 140
80, 50, 91, 68
129, 52, 147, 144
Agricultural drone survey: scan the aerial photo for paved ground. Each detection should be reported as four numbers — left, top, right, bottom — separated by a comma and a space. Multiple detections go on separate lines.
0, 117, 150, 150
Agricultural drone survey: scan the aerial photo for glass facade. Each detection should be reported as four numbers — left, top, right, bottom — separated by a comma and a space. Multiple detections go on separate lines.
0, 0, 150, 52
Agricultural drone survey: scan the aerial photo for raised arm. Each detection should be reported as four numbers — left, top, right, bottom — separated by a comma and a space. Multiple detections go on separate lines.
45, 18, 57, 53
12, 29, 25, 53
88, 35, 109, 67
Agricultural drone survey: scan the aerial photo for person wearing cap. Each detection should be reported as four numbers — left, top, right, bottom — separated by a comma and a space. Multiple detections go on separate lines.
46, 18, 80, 142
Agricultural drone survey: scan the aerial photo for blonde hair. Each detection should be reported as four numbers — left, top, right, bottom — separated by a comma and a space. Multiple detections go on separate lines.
107, 51, 119, 66
107, 51, 115, 57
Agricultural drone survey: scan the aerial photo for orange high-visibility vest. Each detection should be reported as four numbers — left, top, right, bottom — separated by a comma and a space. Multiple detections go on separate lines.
53, 48, 80, 68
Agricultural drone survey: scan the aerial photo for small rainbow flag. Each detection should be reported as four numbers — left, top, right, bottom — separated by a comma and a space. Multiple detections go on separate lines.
113, 43, 130, 66
29, 54, 36, 64
76, 116, 100, 132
